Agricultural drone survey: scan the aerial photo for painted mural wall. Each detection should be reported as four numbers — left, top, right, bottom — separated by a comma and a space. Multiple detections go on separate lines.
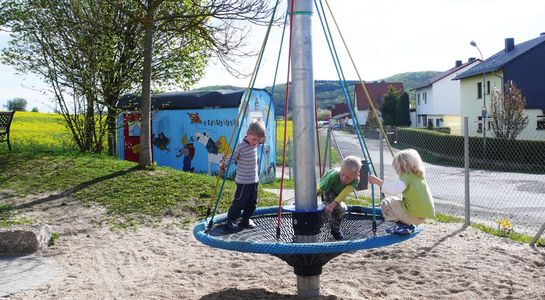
117, 90, 276, 183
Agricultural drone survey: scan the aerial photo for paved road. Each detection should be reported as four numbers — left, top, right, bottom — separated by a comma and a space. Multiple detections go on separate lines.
0, 255, 58, 297
329, 129, 545, 236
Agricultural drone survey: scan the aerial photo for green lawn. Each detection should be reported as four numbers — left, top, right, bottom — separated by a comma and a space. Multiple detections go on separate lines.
0, 151, 278, 227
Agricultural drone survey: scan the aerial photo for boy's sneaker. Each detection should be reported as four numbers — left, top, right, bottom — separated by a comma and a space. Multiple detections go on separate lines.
392, 224, 415, 235
226, 220, 239, 231
240, 219, 257, 229
331, 230, 344, 241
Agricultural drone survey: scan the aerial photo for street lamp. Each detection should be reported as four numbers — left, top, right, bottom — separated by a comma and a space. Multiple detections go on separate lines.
470, 40, 487, 156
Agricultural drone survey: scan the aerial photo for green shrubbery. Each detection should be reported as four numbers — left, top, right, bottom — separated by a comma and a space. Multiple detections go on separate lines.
396, 128, 545, 173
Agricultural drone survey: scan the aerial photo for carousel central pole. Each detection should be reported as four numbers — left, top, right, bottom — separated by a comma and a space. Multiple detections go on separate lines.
289, 0, 320, 298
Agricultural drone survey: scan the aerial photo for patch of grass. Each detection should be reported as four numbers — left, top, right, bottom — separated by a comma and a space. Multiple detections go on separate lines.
49, 232, 60, 245
434, 213, 463, 223
432, 212, 544, 247
0, 151, 278, 227
0, 204, 33, 227
275, 120, 340, 167
471, 223, 544, 246
346, 193, 374, 207
261, 178, 295, 189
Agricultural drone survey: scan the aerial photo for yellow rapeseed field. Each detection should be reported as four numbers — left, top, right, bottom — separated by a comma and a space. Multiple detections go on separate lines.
5, 111, 74, 151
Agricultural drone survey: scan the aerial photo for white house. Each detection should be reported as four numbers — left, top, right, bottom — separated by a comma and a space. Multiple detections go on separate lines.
411, 59, 480, 135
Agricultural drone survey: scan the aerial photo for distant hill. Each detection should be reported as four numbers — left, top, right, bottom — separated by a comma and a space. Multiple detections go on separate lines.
382, 71, 440, 90
195, 71, 439, 116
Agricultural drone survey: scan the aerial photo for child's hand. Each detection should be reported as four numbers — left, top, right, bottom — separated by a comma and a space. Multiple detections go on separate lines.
325, 201, 337, 214
219, 162, 227, 173
368, 175, 383, 186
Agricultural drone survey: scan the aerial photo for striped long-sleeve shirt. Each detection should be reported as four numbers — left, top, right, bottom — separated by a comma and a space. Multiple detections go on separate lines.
230, 138, 259, 184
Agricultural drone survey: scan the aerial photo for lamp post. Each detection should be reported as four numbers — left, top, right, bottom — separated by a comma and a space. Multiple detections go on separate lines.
470, 40, 487, 156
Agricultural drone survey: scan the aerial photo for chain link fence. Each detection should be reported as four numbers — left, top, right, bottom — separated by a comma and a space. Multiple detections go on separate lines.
340, 120, 545, 239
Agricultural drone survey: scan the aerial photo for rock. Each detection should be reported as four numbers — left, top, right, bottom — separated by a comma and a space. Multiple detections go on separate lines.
0, 224, 52, 255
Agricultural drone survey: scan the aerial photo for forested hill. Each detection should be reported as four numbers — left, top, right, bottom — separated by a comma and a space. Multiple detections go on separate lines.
196, 71, 439, 115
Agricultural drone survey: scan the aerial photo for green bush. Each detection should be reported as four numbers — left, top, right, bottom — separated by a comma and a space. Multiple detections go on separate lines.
396, 128, 545, 173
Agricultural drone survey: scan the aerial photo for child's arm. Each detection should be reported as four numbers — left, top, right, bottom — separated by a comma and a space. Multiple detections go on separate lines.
219, 145, 241, 173
325, 185, 352, 214
368, 175, 406, 195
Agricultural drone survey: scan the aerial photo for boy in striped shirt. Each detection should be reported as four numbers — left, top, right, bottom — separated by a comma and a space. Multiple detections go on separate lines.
221, 121, 266, 231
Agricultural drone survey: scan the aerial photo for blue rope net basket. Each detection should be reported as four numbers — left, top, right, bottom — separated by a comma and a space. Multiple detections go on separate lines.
194, 206, 420, 254
194, 205, 419, 253
194, 206, 419, 276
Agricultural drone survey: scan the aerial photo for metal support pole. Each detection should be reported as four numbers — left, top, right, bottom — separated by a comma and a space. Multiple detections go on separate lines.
291, 0, 317, 211
289, 0, 320, 297
464, 116, 470, 225
470, 41, 487, 158
322, 129, 330, 175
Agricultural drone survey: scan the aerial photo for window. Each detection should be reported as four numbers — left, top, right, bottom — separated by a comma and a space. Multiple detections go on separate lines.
423, 92, 427, 104
477, 81, 490, 99
537, 115, 545, 130
477, 116, 483, 133
417, 93, 420, 105
436, 119, 440, 127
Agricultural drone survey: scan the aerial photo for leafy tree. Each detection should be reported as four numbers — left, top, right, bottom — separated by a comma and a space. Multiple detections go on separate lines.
489, 80, 529, 140
396, 91, 410, 126
31, 107, 39, 112
366, 110, 380, 127
4, 98, 27, 111
381, 86, 399, 126
119, 0, 275, 168
1, 0, 145, 152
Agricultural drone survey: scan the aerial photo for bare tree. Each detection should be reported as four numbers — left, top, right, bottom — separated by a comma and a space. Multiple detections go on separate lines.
490, 80, 529, 140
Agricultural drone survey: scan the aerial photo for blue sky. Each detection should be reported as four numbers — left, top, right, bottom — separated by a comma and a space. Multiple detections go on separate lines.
1, 0, 544, 112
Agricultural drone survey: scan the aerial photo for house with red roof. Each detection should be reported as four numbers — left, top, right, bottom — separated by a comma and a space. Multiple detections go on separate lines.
352, 81, 404, 126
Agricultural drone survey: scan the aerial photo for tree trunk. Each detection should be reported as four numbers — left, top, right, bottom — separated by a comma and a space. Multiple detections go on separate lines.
139, 17, 154, 168
107, 106, 117, 157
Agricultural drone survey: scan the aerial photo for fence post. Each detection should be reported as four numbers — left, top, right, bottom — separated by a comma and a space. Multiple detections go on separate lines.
530, 223, 545, 246
464, 116, 470, 226
288, 138, 293, 179
379, 130, 384, 180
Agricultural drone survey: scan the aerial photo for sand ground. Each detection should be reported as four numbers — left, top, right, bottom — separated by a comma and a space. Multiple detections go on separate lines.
2, 192, 545, 299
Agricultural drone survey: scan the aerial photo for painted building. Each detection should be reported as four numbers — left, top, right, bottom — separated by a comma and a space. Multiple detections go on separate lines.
117, 89, 276, 183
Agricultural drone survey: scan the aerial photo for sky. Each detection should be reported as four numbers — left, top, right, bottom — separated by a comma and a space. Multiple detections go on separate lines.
1, 0, 544, 112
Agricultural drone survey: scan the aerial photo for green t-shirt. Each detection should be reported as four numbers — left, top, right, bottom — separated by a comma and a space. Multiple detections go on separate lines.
399, 172, 435, 218
318, 168, 359, 199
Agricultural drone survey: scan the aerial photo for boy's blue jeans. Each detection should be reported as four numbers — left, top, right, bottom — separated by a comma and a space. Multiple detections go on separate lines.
227, 183, 258, 223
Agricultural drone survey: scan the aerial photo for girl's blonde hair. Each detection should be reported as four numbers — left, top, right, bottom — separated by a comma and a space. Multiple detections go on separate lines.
392, 149, 425, 179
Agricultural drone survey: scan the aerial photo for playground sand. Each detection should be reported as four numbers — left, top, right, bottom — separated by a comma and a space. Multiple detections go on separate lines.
5, 193, 545, 299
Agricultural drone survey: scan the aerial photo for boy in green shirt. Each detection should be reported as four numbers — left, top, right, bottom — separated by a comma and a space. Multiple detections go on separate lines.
317, 156, 362, 240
